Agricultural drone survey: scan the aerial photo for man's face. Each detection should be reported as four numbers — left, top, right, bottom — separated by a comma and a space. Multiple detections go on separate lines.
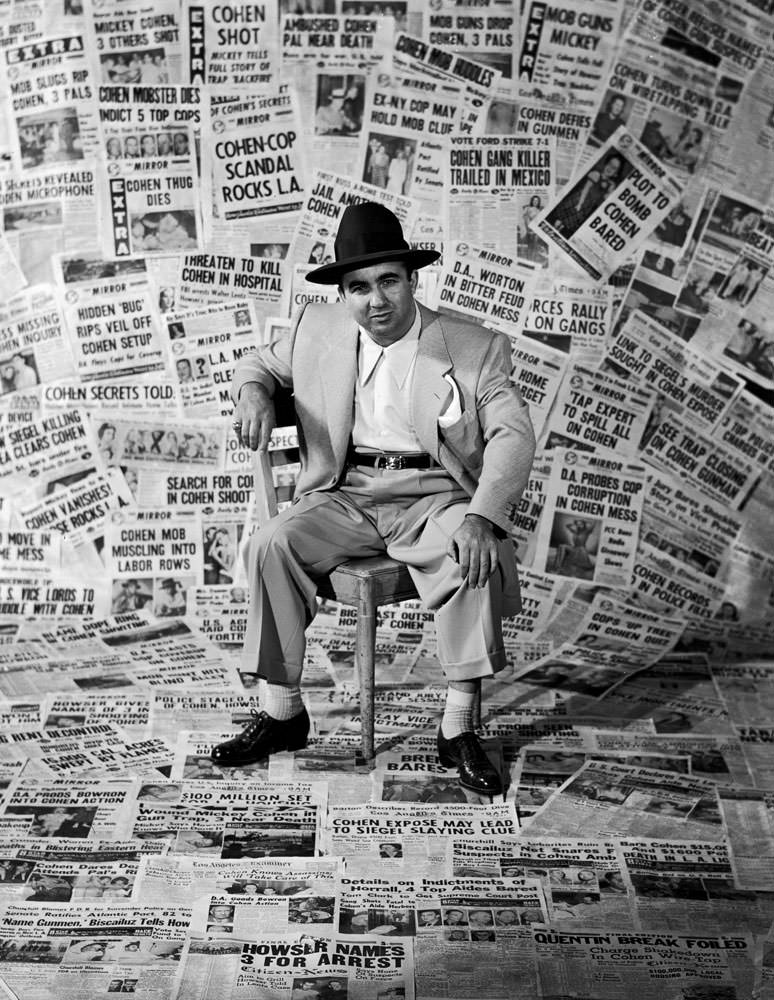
339, 262, 417, 347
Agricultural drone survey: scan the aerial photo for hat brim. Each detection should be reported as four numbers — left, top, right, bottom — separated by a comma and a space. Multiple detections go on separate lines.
305, 248, 441, 285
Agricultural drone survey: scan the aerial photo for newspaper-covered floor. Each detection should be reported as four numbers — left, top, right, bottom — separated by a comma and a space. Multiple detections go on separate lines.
2, 0, 774, 997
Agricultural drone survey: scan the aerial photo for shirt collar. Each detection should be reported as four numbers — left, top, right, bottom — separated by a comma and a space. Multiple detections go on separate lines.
359, 306, 421, 388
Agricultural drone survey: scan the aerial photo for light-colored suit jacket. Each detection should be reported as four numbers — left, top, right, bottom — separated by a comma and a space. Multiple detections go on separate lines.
232, 301, 536, 610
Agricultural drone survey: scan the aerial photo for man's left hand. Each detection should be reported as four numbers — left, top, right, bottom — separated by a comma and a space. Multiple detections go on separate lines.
447, 514, 499, 589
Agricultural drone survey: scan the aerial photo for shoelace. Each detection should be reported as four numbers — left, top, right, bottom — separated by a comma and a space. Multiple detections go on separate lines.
235, 711, 270, 743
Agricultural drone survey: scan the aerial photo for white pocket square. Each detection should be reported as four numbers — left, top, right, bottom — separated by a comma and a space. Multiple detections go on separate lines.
438, 373, 463, 428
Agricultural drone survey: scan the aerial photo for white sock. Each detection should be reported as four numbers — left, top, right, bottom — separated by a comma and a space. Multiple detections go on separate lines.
440, 687, 476, 739
263, 683, 304, 721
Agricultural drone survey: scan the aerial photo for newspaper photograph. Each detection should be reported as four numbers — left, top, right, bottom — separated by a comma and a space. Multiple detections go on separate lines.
0, 284, 76, 396
532, 127, 683, 281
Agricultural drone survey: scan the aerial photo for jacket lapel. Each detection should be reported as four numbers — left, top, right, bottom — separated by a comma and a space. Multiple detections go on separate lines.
412, 305, 453, 460
320, 310, 358, 463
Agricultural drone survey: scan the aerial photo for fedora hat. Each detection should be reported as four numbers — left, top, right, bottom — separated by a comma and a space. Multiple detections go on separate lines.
306, 201, 440, 285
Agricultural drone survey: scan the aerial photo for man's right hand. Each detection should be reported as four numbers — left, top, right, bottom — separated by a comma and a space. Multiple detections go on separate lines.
234, 382, 276, 451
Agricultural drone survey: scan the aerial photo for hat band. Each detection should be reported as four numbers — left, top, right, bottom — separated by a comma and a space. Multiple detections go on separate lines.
335, 233, 410, 261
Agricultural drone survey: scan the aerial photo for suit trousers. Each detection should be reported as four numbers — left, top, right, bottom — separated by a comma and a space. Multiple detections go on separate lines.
242, 463, 508, 684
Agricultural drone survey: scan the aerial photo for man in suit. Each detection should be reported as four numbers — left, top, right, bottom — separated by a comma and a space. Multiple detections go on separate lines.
212, 202, 535, 794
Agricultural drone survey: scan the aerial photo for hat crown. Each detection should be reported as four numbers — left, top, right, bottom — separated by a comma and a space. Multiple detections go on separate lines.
333, 202, 410, 270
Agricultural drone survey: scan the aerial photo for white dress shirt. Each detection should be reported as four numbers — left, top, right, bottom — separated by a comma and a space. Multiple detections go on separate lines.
352, 307, 462, 453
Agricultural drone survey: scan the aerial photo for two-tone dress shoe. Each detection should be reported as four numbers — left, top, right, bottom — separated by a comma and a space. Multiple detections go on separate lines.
210, 709, 310, 766
437, 727, 503, 796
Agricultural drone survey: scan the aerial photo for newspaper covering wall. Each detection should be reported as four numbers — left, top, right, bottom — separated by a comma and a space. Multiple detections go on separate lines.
421, 0, 518, 85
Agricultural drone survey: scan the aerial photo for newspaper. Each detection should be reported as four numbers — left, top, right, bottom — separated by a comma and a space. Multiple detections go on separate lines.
718, 787, 774, 891
40, 691, 151, 735
175, 249, 286, 318
0, 854, 140, 906
532, 127, 682, 281
515, 99, 592, 187
619, 838, 774, 935
128, 779, 327, 859
421, 0, 518, 86
2, 28, 101, 172
0, 722, 172, 780
89, 0, 183, 88
0, 903, 189, 1000
0, 527, 62, 577
604, 308, 744, 435
355, 63, 466, 222
712, 661, 774, 727
640, 407, 762, 510
432, 240, 539, 338
540, 364, 653, 457
517, 0, 622, 112
533, 926, 754, 1000
508, 338, 567, 442
170, 730, 271, 783
391, 31, 502, 138
0, 776, 135, 840
371, 742, 503, 803
325, 802, 518, 875
444, 134, 554, 265
0, 160, 98, 285
97, 617, 240, 692
521, 276, 611, 368
412, 875, 547, 938
0, 284, 76, 397
531, 449, 646, 587
639, 469, 742, 581
280, 15, 393, 176
136, 855, 340, 936
175, 933, 414, 1000
181, 0, 278, 87
524, 760, 726, 842
581, 29, 722, 183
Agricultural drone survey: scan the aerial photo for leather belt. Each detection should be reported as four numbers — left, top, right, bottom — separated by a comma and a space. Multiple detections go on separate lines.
346, 448, 437, 471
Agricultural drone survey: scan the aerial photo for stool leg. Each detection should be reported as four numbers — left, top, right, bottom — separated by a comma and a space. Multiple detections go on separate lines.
354, 591, 377, 762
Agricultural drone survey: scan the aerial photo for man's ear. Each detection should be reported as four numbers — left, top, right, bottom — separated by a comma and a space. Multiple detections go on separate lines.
409, 270, 418, 293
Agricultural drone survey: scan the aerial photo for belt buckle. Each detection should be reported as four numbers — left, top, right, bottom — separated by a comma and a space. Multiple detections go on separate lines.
376, 454, 405, 471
